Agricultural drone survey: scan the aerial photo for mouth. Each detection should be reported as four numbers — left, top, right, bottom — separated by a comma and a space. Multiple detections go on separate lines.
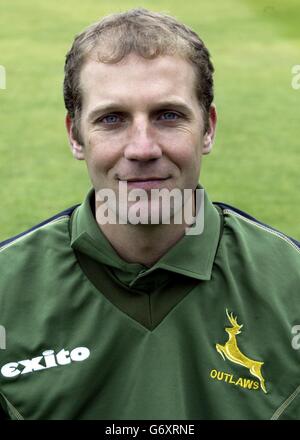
118, 177, 170, 190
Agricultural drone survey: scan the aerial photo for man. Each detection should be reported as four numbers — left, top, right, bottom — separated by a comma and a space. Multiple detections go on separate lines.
0, 8, 299, 420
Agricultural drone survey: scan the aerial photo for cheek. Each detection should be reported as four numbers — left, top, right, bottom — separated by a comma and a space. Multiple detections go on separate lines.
165, 132, 203, 171
86, 132, 121, 174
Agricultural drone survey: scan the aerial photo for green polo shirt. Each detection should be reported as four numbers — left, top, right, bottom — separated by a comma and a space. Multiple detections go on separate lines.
0, 187, 299, 420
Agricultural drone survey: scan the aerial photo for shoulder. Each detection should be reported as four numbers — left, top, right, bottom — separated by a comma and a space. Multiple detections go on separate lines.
0, 205, 79, 257
213, 203, 300, 348
214, 201, 300, 261
0, 204, 80, 313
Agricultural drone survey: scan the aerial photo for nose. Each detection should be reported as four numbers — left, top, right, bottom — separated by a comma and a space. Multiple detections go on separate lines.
124, 117, 162, 161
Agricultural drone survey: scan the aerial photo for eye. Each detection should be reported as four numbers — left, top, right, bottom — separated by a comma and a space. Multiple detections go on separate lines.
159, 111, 180, 121
100, 114, 122, 124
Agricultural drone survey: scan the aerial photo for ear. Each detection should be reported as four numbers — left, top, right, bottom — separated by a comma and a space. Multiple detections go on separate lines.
203, 104, 217, 155
65, 113, 85, 160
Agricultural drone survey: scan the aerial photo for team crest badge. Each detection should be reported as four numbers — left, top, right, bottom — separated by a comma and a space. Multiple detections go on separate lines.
215, 309, 267, 393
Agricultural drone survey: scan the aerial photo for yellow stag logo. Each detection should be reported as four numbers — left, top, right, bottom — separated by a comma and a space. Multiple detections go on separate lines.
216, 309, 267, 393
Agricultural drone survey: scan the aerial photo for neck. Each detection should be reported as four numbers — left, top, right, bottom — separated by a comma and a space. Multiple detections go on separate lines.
98, 222, 188, 267
94, 188, 197, 267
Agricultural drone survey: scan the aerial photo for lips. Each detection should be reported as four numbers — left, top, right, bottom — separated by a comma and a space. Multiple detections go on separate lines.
120, 177, 170, 190
125, 177, 169, 182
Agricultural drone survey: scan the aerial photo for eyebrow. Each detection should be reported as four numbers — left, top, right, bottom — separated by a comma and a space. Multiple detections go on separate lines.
87, 103, 126, 123
87, 100, 194, 123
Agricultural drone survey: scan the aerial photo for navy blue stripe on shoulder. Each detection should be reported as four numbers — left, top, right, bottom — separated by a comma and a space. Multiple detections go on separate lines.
214, 201, 300, 249
0, 204, 80, 249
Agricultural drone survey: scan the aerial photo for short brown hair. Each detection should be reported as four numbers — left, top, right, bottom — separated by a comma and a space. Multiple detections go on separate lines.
64, 8, 214, 143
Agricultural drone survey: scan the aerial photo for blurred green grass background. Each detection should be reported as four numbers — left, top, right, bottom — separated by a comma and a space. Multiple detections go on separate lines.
0, 0, 299, 240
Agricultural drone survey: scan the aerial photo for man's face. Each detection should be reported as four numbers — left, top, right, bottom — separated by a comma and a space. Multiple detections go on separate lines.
67, 52, 216, 223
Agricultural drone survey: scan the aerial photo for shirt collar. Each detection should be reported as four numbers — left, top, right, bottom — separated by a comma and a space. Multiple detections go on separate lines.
70, 185, 221, 283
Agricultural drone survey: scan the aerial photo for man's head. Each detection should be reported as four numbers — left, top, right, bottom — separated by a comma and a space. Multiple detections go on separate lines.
64, 8, 215, 145
64, 9, 217, 225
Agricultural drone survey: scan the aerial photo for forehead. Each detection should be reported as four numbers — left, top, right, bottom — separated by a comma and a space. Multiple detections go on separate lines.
79, 53, 198, 112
